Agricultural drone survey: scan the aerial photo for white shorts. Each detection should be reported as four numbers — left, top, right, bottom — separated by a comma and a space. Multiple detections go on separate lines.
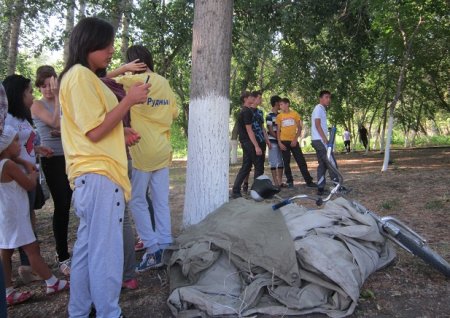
268, 142, 284, 169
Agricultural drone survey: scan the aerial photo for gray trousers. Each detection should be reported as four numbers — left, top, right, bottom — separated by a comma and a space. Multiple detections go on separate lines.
311, 140, 338, 190
69, 174, 124, 318
122, 207, 135, 281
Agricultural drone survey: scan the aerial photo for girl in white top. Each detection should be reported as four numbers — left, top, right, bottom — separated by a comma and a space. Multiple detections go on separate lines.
0, 126, 68, 306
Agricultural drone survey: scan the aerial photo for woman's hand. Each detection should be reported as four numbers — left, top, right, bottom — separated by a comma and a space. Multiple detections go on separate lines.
36, 145, 54, 158
124, 127, 141, 146
124, 59, 148, 73
50, 76, 59, 96
126, 83, 151, 106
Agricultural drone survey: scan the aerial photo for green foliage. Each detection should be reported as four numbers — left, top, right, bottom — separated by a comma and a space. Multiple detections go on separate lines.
170, 123, 188, 159
0, 0, 448, 156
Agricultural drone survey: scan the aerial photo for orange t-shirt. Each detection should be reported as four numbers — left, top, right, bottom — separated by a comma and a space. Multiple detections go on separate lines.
275, 110, 301, 141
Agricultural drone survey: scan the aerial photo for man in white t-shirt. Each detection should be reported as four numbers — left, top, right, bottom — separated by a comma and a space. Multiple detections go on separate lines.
343, 128, 351, 153
311, 90, 339, 196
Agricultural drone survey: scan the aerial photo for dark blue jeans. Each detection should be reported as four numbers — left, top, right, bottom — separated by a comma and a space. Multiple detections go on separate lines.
232, 140, 266, 194
0, 262, 7, 317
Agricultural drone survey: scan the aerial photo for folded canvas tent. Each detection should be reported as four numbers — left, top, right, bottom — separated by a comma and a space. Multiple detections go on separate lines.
166, 197, 396, 317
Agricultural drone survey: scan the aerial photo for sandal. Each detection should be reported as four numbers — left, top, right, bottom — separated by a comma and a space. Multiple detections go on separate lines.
46, 279, 70, 295
6, 290, 33, 306
59, 258, 71, 276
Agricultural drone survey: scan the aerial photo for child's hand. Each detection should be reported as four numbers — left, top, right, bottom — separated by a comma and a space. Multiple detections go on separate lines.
124, 127, 141, 146
127, 83, 150, 105
29, 169, 39, 181
279, 142, 287, 151
21, 160, 37, 173
124, 59, 147, 73
36, 146, 54, 158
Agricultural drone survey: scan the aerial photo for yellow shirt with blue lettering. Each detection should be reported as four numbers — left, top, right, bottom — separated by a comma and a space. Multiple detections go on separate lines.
59, 64, 131, 200
115, 72, 178, 172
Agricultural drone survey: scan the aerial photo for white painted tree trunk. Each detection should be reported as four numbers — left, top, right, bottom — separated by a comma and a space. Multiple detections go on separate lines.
230, 139, 238, 164
183, 96, 230, 226
183, 0, 233, 227
381, 106, 395, 171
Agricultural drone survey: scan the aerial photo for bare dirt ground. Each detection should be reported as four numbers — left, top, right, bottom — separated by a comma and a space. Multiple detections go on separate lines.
7, 147, 450, 318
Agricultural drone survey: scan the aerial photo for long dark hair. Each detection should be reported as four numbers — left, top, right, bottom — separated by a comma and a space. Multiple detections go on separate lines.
59, 17, 115, 81
2, 75, 33, 124
126, 45, 154, 73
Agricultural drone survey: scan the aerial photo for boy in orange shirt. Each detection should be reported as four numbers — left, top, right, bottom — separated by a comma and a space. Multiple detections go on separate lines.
276, 98, 316, 188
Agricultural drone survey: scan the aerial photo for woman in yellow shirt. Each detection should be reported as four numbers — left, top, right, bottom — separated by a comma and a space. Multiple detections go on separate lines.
59, 17, 149, 318
114, 45, 178, 272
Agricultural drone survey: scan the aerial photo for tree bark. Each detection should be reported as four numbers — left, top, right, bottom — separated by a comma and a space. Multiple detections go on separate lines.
183, 0, 234, 226
78, 0, 86, 19
0, 0, 13, 77
381, 15, 423, 172
63, 0, 75, 63
120, 0, 131, 61
6, 0, 24, 75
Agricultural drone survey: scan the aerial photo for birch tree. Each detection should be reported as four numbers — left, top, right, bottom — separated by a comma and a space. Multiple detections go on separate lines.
6, 0, 24, 75
183, 0, 233, 226
63, 0, 75, 63
381, 14, 424, 171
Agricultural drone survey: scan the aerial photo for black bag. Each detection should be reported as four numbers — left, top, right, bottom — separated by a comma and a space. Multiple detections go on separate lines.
34, 164, 50, 210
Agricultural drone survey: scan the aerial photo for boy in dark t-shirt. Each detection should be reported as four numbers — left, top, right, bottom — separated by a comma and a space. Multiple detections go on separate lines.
232, 91, 266, 198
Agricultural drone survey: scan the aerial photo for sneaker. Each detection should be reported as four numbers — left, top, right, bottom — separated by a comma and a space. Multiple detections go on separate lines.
46, 279, 69, 295
122, 278, 138, 290
231, 192, 242, 199
242, 182, 249, 193
306, 182, 317, 188
134, 239, 145, 252
59, 258, 71, 276
287, 182, 294, 188
6, 289, 33, 306
18, 266, 42, 284
136, 250, 163, 272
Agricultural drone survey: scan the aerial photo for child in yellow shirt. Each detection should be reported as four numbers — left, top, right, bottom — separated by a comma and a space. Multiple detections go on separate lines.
113, 45, 178, 272
276, 98, 316, 188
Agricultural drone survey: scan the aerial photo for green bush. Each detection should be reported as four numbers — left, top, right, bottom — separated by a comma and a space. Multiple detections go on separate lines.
170, 124, 188, 159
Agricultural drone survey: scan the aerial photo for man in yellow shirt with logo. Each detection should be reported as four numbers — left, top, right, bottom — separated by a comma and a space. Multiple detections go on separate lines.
276, 98, 316, 188
114, 45, 178, 272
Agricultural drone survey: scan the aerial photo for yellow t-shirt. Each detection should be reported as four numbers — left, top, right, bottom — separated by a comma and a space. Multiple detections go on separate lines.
115, 72, 178, 172
59, 64, 131, 200
275, 110, 301, 141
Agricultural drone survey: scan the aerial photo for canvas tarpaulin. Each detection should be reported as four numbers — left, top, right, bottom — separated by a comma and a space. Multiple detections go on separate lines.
165, 197, 396, 317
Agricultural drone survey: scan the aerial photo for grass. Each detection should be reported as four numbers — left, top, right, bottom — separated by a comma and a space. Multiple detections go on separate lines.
380, 199, 399, 210
169, 123, 450, 158
424, 200, 444, 210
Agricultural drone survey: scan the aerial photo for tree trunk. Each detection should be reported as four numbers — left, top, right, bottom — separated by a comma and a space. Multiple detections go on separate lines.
120, 0, 131, 61
78, 0, 86, 19
6, 0, 24, 75
0, 0, 13, 77
63, 0, 75, 63
380, 103, 388, 151
183, 0, 234, 226
381, 15, 423, 172
110, 0, 127, 33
